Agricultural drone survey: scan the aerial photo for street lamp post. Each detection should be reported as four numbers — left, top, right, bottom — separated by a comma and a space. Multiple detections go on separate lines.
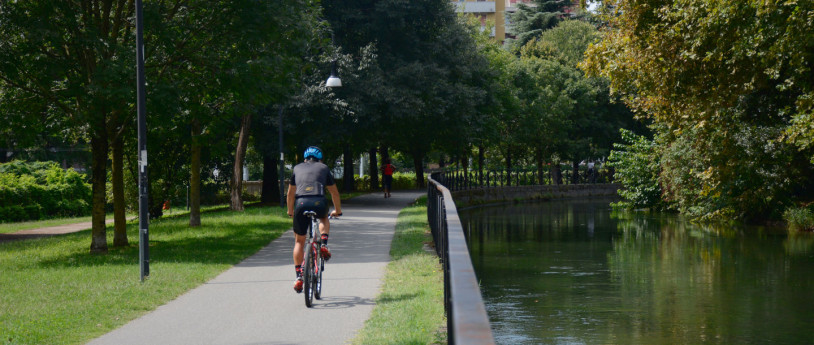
278, 106, 285, 208
135, 0, 149, 281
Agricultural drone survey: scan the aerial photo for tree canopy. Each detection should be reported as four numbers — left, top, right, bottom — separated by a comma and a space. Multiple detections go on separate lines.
584, 0, 814, 220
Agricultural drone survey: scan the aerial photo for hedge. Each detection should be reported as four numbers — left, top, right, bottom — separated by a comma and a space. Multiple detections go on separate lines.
0, 161, 91, 222
335, 172, 419, 192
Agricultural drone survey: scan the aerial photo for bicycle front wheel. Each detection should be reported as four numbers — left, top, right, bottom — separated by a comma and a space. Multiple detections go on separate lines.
303, 242, 316, 308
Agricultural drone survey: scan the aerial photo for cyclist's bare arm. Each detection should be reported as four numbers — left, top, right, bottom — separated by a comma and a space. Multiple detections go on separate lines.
286, 184, 297, 217
326, 184, 342, 217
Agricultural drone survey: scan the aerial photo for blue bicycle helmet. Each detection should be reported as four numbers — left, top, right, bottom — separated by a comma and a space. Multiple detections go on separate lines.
304, 146, 323, 160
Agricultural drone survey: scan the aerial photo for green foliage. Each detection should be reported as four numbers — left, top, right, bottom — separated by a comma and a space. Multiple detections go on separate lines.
584, 0, 814, 221
521, 20, 600, 67
784, 206, 814, 232
510, 19, 637, 167
608, 129, 663, 210
0, 161, 91, 222
506, 0, 568, 53
336, 172, 418, 192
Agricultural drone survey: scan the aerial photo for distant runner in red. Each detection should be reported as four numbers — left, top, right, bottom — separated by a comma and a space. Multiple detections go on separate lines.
380, 159, 395, 198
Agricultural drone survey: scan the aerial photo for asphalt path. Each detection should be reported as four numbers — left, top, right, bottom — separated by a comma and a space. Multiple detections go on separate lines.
87, 190, 424, 345
0, 219, 114, 243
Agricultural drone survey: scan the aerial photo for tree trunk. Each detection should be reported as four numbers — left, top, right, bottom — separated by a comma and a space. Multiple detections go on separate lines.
505, 147, 512, 186
368, 147, 379, 191
189, 118, 202, 226
478, 145, 484, 185
413, 152, 425, 188
111, 135, 128, 247
343, 144, 354, 192
379, 145, 390, 164
552, 164, 562, 185
536, 149, 544, 185
571, 160, 580, 184
230, 114, 252, 211
261, 153, 280, 204
90, 127, 108, 253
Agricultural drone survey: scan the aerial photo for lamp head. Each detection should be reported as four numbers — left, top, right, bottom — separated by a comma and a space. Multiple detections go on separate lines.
326, 61, 341, 87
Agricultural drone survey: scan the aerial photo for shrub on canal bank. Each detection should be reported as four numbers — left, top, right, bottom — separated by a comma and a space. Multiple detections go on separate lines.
784, 206, 814, 232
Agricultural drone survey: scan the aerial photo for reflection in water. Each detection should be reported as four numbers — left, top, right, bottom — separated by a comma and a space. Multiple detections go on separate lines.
459, 198, 814, 345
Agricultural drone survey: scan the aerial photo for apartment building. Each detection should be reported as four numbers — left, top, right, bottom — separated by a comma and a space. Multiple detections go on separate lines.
452, 0, 580, 42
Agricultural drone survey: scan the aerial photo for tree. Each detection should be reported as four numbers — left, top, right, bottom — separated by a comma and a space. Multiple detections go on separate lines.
319, 0, 493, 188
583, 0, 814, 220
0, 1, 138, 252
607, 129, 663, 209
506, 0, 574, 53
143, 0, 323, 218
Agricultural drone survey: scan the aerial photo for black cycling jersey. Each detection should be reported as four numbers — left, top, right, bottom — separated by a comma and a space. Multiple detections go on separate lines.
291, 160, 335, 197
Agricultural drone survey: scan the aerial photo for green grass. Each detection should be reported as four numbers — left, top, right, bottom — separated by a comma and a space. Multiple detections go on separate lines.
0, 206, 290, 345
351, 196, 446, 345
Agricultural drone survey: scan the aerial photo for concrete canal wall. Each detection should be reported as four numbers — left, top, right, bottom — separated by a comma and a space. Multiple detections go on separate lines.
451, 183, 621, 206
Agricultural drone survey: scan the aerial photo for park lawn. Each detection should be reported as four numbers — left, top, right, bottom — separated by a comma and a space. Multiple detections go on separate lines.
0, 205, 290, 345
351, 196, 447, 345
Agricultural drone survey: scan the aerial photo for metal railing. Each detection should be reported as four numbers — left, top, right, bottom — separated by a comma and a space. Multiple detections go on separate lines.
428, 172, 495, 345
439, 165, 608, 191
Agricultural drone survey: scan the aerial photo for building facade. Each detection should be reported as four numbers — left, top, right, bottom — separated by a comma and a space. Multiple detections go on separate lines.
451, 0, 580, 42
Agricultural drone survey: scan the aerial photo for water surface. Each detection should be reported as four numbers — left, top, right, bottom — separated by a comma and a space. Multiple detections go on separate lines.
459, 198, 814, 344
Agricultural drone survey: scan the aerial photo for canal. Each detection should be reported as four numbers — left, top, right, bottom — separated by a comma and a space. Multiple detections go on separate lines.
458, 198, 814, 344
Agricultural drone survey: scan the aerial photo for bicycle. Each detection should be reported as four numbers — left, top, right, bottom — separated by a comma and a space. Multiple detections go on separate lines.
302, 210, 325, 307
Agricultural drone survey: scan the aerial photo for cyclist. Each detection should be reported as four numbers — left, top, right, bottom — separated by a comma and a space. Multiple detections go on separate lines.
286, 146, 342, 293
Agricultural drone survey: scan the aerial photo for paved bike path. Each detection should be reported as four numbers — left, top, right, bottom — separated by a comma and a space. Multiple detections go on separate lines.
88, 190, 424, 345
0, 219, 115, 243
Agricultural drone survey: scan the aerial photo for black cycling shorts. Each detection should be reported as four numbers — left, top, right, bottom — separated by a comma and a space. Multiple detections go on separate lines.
293, 196, 329, 236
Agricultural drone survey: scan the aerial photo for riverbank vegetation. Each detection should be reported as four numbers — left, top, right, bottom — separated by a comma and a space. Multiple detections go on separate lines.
586, 1, 814, 226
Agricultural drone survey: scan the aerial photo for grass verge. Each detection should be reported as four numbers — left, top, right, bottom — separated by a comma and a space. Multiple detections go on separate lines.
0, 206, 290, 345
351, 196, 446, 345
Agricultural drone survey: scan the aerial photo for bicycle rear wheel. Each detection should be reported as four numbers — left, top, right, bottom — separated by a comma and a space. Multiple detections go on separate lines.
315, 250, 324, 299
303, 241, 316, 308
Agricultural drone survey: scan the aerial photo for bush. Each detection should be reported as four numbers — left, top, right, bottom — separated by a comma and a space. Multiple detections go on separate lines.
784, 206, 814, 232
0, 160, 91, 222
335, 172, 419, 192
607, 129, 665, 210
